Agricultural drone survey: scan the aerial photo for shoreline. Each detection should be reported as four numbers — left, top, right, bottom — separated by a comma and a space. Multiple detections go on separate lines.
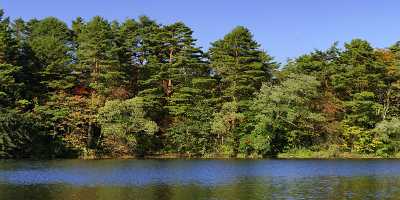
5, 151, 400, 160
76, 152, 400, 160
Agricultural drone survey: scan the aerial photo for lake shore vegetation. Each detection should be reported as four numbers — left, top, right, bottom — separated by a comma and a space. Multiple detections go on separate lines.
0, 10, 399, 159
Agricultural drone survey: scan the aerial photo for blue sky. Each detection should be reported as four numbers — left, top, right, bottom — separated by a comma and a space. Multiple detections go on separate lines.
1, 0, 400, 63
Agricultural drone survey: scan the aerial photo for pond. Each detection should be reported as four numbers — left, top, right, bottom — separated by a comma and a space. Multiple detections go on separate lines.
1, 159, 400, 200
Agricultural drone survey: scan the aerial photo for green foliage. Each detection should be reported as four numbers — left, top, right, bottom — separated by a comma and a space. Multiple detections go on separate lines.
162, 22, 210, 116
332, 39, 386, 98
0, 109, 75, 158
1, 9, 400, 159
0, 10, 24, 107
0, 64, 23, 106
246, 74, 325, 155
97, 97, 158, 155
341, 123, 377, 153
75, 16, 122, 94
343, 92, 382, 128
211, 101, 245, 155
27, 17, 75, 91
167, 100, 215, 155
208, 26, 277, 156
0, 9, 18, 63
209, 26, 276, 104
373, 118, 400, 156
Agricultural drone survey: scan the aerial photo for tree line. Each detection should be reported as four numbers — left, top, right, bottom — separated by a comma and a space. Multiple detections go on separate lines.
0, 10, 399, 158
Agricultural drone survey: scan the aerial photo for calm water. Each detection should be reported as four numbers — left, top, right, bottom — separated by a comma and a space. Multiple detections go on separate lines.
1, 159, 400, 200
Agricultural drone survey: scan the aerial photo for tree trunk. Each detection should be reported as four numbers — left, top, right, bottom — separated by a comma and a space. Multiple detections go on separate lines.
162, 48, 174, 97
382, 88, 392, 120
131, 63, 139, 96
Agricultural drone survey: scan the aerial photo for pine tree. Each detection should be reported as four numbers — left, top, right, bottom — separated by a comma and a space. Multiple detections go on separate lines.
208, 26, 276, 154
162, 22, 211, 116
27, 17, 75, 92
0, 10, 23, 107
118, 17, 160, 98
0, 10, 17, 64
161, 23, 217, 154
133, 17, 166, 120
10, 18, 42, 103
73, 16, 124, 149
209, 26, 276, 107
75, 16, 122, 96
332, 39, 386, 98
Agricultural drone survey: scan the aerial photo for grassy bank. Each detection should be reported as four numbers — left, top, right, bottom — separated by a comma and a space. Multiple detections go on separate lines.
277, 149, 400, 159
77, 150, 400, 160
79, 152, 235, 160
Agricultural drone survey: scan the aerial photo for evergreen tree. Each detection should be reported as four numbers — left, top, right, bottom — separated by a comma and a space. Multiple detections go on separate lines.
73, 16, 123, 150
0, 10, 18, 64
0, 10, 24, 107
75, 16, 122, 95
160, 23, 217, 154
208, 26, 276, 155
133, 17, 167, 120
1, 9, 400, 158
162, 22, 211, 116
209, 26, 276, 106
27, 17, 75, 92
332, 39, 385, 98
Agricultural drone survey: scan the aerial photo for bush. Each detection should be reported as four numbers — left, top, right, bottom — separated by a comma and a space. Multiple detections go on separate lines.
374, 118, 400, 156
0, 109, 76, 158
97, 97, 158, 156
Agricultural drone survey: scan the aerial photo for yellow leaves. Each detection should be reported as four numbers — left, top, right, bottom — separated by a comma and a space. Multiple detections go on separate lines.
211, 101, 244, 136
62, 131, 87, 152
386, 65, 400, 76
375, 49, 394, 63
342, 123, 377, 153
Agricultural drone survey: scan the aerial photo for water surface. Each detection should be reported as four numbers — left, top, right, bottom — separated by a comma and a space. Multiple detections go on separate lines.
1, 159, 400, 200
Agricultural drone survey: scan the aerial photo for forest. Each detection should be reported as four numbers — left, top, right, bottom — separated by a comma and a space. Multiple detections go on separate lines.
0, 10, 399, 159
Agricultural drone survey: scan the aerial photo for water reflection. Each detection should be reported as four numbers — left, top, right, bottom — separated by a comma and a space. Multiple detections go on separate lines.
1, 159, 400, 200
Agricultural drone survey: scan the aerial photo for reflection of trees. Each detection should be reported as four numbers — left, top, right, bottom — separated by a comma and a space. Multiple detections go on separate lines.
283, 176, 400, 200
150, 183, 173, 200
326, 176, 400, 200
0, 184, 53, 200
2, 176, 400, 200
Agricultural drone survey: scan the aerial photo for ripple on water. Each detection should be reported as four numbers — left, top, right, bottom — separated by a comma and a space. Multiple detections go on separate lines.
1, 159, 400, 200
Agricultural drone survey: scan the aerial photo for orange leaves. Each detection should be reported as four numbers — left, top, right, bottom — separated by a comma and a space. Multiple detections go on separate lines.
375, 49, 394, 63
72, 85, 91, 96
110, 87, 129, 99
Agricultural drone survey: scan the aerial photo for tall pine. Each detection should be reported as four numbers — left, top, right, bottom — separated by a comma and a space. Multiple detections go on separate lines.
209, 26, 275, 107
208, 26, 276, 155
